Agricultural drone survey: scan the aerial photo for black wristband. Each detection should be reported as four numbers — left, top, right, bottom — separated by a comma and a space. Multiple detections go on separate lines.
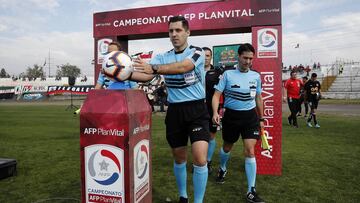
151, 64, 159, 74
259, 118, 265, 122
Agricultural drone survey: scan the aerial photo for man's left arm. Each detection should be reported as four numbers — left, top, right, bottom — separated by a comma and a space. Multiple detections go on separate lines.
133, 58, 195, 75
256, 93, 264, 128
133, 49, 204, 75
256, 76, 264, 128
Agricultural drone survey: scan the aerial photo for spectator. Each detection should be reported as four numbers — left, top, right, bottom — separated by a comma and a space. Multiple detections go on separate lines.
305, 65, 311, 77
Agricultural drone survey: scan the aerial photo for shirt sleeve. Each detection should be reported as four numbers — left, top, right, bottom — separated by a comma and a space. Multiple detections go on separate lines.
256, 74, 262, 94
149, 54, 162, 65
284, 79, 289, 89
129, 81, 138, 89
214, 71, 227, 93
186, 48, 204, 69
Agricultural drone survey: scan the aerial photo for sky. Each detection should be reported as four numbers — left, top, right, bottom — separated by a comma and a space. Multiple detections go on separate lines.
0, 0, 359, 77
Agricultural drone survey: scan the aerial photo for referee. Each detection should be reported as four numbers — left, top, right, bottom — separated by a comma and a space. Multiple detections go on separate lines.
134, 16, 209, 203
212, 43, 265, 203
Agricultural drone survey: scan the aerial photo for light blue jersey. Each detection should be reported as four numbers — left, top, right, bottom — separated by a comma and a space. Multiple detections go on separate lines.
96, 72, 113, 88
150, 45, 205, 103
108, 80, 138, 89
97, 72, 138, 90
215, 68, 261, 111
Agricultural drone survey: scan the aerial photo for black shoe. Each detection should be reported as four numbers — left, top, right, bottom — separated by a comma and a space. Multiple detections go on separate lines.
179, 196, 188, 203
287, 117, 292, 125
246, 187, 265, 203
215, 168, 227, 184
207, 161, 213, 175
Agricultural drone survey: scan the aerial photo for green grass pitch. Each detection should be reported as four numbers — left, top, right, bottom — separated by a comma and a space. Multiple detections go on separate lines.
0, 104, 359, 202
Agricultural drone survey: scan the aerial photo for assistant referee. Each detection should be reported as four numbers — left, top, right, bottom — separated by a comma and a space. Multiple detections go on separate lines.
212, 43, 265, 203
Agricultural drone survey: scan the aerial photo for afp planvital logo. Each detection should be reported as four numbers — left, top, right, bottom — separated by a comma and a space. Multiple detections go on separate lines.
97, 38, 113, 64
257, 28, 278, 58
88, 149, 121, 185
134, 140, 150, 202
259, 29, 277, 48
85, 144, 125, 203
135, 144, 149, 179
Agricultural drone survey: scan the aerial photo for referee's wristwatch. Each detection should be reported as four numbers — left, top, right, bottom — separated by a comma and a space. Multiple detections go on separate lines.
151, 64, 159, 74
259, 118, 265, 122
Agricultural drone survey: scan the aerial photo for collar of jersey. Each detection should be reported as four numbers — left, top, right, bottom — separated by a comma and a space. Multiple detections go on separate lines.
174, 46, 187, 54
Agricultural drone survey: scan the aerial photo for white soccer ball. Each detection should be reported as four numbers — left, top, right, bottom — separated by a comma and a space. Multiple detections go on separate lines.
102, 51, 134, 81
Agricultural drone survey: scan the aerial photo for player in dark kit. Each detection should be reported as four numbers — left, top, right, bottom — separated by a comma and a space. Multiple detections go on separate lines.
298, 76, 309, 118
304, 73, 321, 128
203, 47, 222, 174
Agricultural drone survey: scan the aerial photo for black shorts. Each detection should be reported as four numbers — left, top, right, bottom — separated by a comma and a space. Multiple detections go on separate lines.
308, 98, 319, 109
165, 99, 210, 148
222, 108, 260, 143
206, 103, 218, 133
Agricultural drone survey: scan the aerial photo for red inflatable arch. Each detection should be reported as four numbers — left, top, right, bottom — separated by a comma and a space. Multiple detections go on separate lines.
93, 0, 282, 175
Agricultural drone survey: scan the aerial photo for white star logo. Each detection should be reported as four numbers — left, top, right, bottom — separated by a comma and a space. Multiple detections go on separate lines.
99, 160, 109, 171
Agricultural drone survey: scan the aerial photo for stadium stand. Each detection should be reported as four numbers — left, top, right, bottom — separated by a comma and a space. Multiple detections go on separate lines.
322, 63, 360, 99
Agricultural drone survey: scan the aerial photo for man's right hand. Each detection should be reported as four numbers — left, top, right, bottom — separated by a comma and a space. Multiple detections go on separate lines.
133, 58, 154, 74
212, 112, 220, 126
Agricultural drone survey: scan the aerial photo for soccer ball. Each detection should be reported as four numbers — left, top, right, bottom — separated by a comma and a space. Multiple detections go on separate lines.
102, 51, 134, 81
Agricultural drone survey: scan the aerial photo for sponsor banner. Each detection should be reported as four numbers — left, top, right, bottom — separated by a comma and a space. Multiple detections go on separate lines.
0, 87, 16, 100
93, 0, 281, 37
0, 88, 15, 94
252, 25, 282, 175
257, 28, 278, 58
133, 139, 150, 203
21, 92, 46, 101
14, 85, 48, 95
0, 93, 15, 100
85, 144, 125, 203
47, 85, 94, 95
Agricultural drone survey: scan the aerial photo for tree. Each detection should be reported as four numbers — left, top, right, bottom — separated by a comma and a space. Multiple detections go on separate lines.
25, 64, 45, 80
56, 63, 81, 78
0, 68, 10, 78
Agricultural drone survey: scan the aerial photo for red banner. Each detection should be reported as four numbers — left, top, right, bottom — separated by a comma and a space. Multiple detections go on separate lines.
93, 0, 281, 38
47, 86, 94, 95
252, 26, 282, 175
